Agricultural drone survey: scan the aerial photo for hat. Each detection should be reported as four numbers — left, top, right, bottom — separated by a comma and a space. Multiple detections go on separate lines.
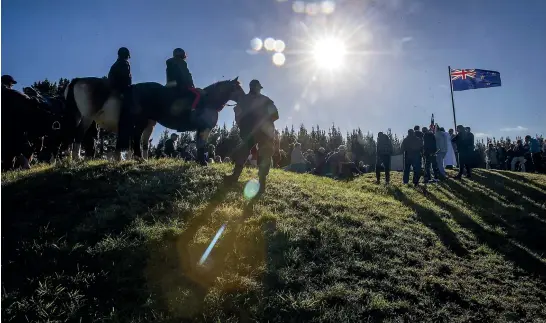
2, 75, 17, 85
249, 79, 263, 89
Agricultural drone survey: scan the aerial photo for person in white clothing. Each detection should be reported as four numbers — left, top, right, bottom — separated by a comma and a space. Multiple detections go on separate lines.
434, 127, 448, 177
444, 129, 456, 169
289, 142, 308, 173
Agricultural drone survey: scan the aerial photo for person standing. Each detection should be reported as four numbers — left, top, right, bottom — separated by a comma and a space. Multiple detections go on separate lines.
108, 47, 133, 160
444, 128, 456, 169
401, 129, 423, 186
511, 139, 526, 172
422, 127, 440, 182
435, 127, 448, 178
485, 143, 498, 170
225, 79, 279, 197
525, 135, 542, 173
448, 128, 458, 168
375, 132, 393, 184
164, 133, 179, 158
452, 125, 474, 179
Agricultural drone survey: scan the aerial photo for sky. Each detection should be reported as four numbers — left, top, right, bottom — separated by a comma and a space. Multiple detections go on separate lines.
2, 0, 546, 143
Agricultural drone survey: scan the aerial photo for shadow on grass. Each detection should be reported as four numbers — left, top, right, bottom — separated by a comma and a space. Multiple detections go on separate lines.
389, 187, 468, 258
498, 170, 546, 192
470, 170, 546, 215
145, 184, 287, 321
425, 186, 546, 281
0, 162, 215, 322
440, 178, 546, 257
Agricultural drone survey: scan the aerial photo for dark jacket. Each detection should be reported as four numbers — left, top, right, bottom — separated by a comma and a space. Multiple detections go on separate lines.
376, 134, 393, 156
235, 93, 278, 139
108, 58, 132, 92
512, 144, 525, 157
496, 146, 506, 161
164, 139, 176, 157
423, 132, 437, 154
452, 132, 474, 154
414, 130, 423, 140
402, 134, 423, 156
166, 57, 194, 88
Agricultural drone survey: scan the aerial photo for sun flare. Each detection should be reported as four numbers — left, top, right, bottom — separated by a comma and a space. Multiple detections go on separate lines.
312, 38, 347, 69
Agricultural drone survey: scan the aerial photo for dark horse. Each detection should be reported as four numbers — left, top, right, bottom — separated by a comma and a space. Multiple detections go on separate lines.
1, 87, 70, 170
64, 77, 245, 163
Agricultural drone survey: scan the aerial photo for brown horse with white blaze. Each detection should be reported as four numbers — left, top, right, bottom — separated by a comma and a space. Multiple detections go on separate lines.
64, 77, 245, 162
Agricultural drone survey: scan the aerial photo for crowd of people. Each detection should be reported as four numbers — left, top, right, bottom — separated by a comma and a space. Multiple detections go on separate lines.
150, 122, 545, 188
484, 135, 545, 173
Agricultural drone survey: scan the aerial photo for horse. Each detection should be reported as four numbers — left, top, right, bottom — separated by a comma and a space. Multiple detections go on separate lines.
64, 77, 245, 163
1, 87, 70, 170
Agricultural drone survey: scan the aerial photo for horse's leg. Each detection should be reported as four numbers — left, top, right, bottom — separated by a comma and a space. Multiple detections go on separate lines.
196, 128, 211, 166
82, 122, 98, 160
72, 118, 93, 161
194, 109, 218, 166
130, 118, 151, 160
140, 120, 156, 160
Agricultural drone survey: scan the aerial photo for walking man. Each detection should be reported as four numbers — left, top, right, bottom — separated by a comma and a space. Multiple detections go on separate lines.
224, 79, 279, 197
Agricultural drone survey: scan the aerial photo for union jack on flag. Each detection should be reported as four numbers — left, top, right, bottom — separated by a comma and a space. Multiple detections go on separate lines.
450, 68, 501, 92
450, 69, 476, 81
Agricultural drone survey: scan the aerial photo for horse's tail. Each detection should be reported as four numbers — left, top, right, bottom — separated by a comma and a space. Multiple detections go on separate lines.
64, 78, 78, 112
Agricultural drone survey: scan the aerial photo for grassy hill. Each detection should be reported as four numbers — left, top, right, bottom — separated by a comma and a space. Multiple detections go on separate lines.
2, 160, 546, 322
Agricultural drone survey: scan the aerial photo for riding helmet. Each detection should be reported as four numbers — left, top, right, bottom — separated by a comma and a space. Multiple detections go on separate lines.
118, 47, 131, 59
173, 48, 187, 59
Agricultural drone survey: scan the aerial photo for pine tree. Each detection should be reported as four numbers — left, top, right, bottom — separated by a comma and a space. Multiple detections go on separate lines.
216, 123, 231, 158
32, 79, 58, 96
56, 78, 70, 96
156, 129, 170, 157
207, 126, 220, 147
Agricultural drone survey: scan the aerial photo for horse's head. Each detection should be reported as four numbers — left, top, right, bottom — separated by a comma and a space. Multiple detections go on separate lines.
203, 77, 245, 110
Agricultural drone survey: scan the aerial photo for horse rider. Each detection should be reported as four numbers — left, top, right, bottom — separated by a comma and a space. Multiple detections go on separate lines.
108, 47, 133, 157
2, 75, 17, 89
166, 48, 201, 110
225, 79, 280, 197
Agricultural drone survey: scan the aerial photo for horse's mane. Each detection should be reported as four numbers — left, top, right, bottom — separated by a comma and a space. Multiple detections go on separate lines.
203, 79, 239, 92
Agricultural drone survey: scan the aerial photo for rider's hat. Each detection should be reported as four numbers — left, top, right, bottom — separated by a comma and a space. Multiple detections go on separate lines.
1, 75, 17, 85
173, 48, 187, 59
249, 79, 263, 89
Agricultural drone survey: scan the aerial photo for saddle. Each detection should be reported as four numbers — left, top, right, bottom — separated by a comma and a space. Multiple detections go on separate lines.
164, 84, 205, 110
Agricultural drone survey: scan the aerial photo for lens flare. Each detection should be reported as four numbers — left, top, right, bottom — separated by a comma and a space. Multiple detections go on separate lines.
250, 37, 263, 51
198, 223, 227, 266
305, 2, 320, 15
264, 38, 276, 51
272, 53, 286, 66
313, 38, 347, 69
292, 1, 305, 13
321, 1, 336, 14
244, 179, 261, 200
274, 39, 286, 53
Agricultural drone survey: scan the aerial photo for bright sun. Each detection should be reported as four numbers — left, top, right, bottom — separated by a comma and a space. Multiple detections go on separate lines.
312, 38, 347, 69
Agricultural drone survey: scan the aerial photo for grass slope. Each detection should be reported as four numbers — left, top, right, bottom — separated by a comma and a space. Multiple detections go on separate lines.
2, 160, 546, 322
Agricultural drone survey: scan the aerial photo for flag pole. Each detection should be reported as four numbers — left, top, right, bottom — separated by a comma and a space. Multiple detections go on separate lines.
448, 66, 457, 131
